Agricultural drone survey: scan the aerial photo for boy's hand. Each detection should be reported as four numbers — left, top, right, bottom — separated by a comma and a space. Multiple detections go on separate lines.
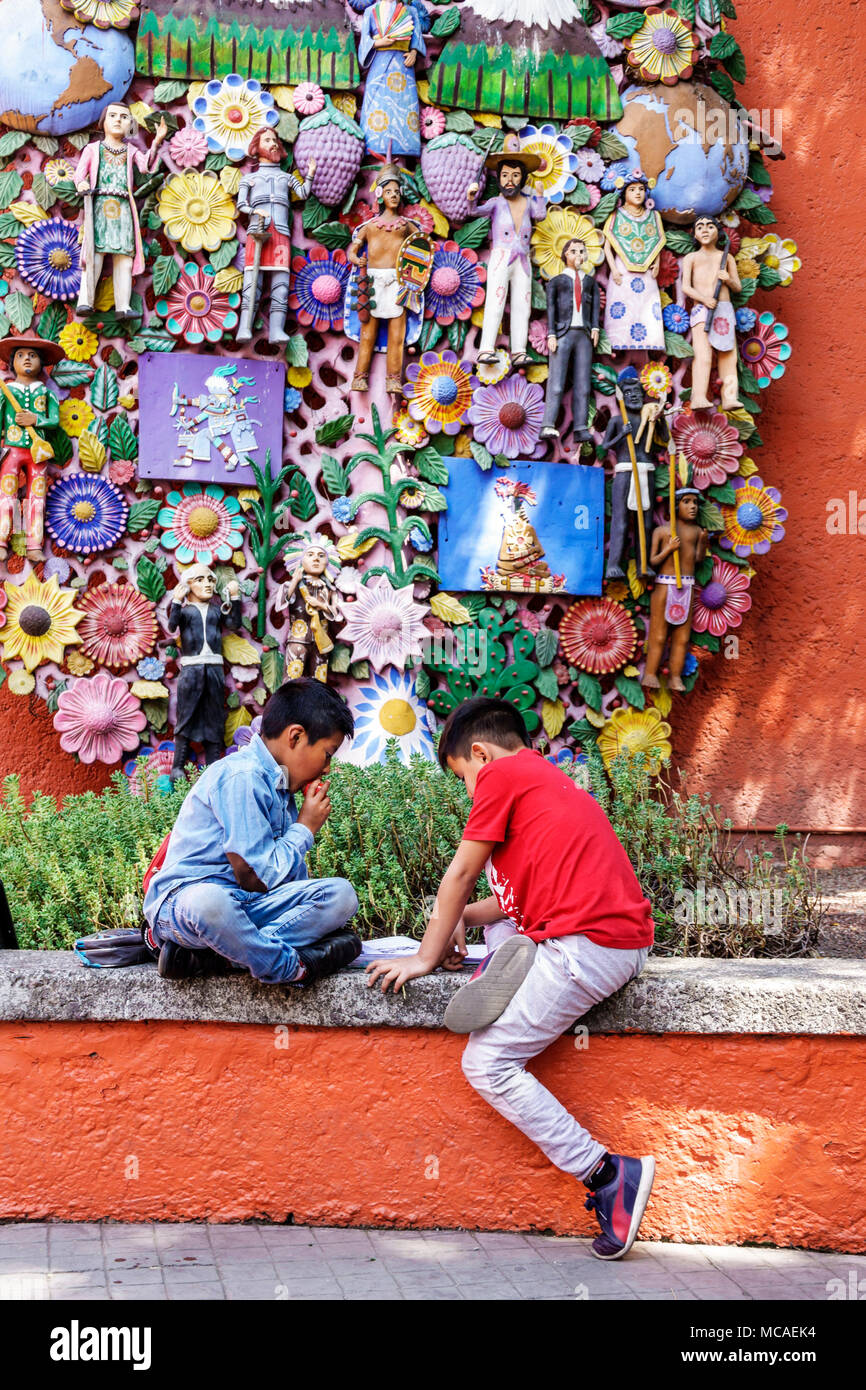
297, 778, 331, 835
439, 918, 467, 971
365, 953, 431, 993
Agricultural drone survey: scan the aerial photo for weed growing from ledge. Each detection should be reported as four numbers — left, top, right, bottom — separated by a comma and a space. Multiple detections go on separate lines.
0, 747, 823, 956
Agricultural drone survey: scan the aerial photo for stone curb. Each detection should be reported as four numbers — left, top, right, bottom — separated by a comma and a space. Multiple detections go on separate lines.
2, 951, 866, 1034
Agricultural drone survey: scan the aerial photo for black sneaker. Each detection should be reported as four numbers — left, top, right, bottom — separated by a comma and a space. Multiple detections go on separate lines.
157, 940, 231, 980
294, 929, 362, 988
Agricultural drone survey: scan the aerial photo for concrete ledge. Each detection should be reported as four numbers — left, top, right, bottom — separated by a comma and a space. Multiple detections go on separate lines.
2, 950, 866, 1034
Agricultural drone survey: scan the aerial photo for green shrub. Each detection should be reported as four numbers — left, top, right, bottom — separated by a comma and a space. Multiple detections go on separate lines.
0, 745, 823, 956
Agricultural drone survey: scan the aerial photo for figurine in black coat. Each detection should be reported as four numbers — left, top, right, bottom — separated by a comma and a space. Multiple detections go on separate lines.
166, 563, 242, 778
540, 237, 600, 449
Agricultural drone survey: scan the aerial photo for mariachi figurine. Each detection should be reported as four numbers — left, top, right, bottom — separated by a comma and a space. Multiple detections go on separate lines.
600, 366, 667, 582
541, 236, 600, 449
75, 104, 168, 319
467, 135, 546, 367
167, 563, 242, 778
275, 532, 343, 681
356, 0, 429, 157
346, 163, 423, 394
642, 488, 708, 692
602, 170, 665, 352
236, 129, 315, 345
0, 333, 64, 563
682, 216, 743, 411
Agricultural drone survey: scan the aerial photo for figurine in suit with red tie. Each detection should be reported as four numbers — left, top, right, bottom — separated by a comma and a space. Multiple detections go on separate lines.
541, 238, 600, 449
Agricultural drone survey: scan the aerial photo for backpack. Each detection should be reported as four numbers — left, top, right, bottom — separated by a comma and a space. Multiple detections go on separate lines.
73, 832, 172, 969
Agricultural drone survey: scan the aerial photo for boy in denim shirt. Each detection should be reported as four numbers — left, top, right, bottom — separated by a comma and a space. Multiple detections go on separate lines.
144, 680, 360, 985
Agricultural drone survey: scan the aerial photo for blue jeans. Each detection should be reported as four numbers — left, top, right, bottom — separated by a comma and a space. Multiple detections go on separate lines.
152, 876, 359, 984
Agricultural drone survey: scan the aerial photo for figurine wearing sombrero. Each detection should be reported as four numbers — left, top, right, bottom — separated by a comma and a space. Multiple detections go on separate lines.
0, 333, 64, 563
602, 170, 665, 353
466, 135, 547, 367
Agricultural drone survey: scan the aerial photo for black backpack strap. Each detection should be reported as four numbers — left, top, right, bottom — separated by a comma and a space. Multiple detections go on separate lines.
0, 880, 18, 950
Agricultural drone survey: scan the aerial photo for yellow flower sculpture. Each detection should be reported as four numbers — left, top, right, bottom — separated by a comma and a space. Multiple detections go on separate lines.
2, 572, 83, 672
532, 208, 603, 280
58, 398, 95, 438
58, 322, 98, 362
597, 706, 672, 775
158, 172, 237, 253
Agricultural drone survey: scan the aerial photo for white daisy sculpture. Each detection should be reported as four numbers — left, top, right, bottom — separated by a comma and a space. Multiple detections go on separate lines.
338, 574, 429, 672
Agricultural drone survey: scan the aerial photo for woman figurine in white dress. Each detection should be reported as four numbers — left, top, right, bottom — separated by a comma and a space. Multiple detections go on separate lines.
602, 170, 665, 353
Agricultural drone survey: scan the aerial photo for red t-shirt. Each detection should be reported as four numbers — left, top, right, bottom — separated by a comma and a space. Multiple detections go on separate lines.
462, 749, 654, 950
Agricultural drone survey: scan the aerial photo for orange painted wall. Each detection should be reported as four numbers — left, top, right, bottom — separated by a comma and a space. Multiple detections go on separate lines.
2, 1021, 864, 1251
671, 3, 866, 841
1, 1, 864, 842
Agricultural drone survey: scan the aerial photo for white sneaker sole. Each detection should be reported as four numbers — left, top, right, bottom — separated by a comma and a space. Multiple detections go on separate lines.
591, 1156, 656, 1260
443, 935, 537, 1034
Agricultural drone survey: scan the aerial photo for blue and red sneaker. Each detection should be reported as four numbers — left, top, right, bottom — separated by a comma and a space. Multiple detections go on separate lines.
443, 934, 536, 1034
584, 1154, 656, 1259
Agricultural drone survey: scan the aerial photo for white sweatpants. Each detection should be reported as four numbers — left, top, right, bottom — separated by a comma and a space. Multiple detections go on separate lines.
479, 248, 532, 355
463, 920, 649, 1179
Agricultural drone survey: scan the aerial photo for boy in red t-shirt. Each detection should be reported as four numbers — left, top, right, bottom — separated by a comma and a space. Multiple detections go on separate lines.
366, 697, 655, 1259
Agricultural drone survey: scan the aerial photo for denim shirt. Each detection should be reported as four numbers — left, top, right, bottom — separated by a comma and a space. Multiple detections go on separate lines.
143, 734, 314, 923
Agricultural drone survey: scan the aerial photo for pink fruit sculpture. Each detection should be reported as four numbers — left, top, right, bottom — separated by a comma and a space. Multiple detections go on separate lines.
421, 132, 487, 226
294, 100, 364, 208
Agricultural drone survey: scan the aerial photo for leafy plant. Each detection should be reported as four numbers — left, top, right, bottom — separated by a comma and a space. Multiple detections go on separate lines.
234, 450, 298, 639
338, 405, 443, 589
0, 749, 823, 957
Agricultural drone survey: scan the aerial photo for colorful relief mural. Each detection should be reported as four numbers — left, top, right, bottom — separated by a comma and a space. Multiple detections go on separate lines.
0, 0, 792, 770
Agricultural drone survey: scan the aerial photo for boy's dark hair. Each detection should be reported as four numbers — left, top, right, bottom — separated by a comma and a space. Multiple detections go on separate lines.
261, 679, 354, 743
438, 697, 530, 771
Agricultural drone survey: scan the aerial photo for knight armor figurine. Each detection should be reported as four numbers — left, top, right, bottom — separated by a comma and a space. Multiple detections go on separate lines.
236, 129, 315, 345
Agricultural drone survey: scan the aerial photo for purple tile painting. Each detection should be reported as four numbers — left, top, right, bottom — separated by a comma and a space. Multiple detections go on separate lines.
138, 353, 286, 484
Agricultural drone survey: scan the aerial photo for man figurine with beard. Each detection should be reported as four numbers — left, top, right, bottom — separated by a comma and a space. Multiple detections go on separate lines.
236, 129, 315, 344
466, 135, 546, 367
347, 163, 421, 394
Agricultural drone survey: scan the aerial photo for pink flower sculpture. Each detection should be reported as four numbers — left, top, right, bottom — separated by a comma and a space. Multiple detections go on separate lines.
403, 204, 435, 235
78, 583, 158, 670
293, 82, 325, 116
168, 125, 209, 170
691, 558, 753, 637
156, 262, 240, 345
338, 574, 428, 671
528, 318, 550, 357
108, 459, 136, 486
672, 409, 743, 489
54, 672, 147, 765
420, 106, 446, 140
467, 376, 546, 459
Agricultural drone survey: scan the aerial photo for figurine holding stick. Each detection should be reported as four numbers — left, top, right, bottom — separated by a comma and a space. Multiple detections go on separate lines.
74, 104, 168, 319
0, 333, 63, 562
236, 129, 315, 345
275, 532, 343, 682
642, 488, 708, 692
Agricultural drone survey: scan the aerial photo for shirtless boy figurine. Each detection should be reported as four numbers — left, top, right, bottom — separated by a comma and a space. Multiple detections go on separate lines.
347, 163, 420, 394
682, 216, 742, 411
641, 487, 708, 693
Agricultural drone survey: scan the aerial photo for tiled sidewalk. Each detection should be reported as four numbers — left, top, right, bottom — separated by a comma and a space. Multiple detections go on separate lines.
0, 1224, 863, 1301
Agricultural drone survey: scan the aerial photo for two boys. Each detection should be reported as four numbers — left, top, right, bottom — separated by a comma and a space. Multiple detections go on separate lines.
146, 682, 655, 1258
